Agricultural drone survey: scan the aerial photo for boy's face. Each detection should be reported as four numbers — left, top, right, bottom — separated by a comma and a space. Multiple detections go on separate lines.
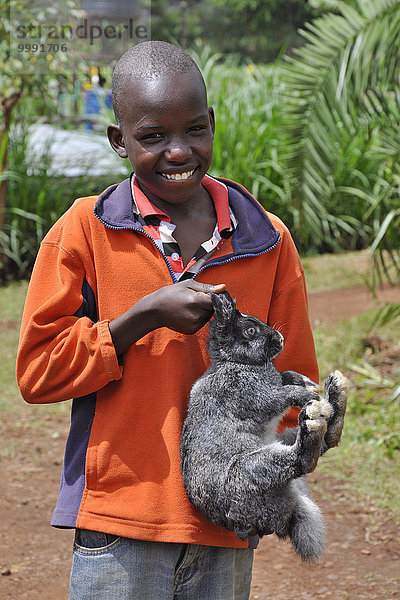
108, 70, 215, 209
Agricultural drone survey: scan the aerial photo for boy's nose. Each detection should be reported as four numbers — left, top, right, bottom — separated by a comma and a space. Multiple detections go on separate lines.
164, 137, 192, 162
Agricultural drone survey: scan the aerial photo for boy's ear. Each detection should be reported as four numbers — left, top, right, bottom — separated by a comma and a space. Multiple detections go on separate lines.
211, 291, 236, 323
107, 124, 128, 159
208, 106, 215, 137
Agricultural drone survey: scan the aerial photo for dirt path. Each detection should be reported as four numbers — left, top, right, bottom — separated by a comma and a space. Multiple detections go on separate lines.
251, 473, 400, 600
1, 284, 400, 599
2, 448, 399, 600
308, 283, 400, 326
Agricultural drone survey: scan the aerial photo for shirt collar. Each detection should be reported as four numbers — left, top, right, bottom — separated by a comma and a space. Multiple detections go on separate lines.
131, 173, 232, 235
201, 174, 232, 233
131, 174, 171, 222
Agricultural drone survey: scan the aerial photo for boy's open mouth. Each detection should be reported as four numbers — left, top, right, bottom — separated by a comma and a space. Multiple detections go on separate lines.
161, 167, 197, 181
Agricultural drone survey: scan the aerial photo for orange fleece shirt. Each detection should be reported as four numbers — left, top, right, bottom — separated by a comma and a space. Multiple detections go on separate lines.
16, 176, 318, 548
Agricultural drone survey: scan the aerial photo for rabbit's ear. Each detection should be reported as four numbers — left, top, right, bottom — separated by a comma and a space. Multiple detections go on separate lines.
211, 291, 237, 323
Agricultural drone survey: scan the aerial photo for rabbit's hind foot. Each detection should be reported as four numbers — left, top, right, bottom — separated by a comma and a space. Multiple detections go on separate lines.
322, 370, 348, 452
305, 397, 331, 420
325, 370, 348, 407
297, 404, 328, 474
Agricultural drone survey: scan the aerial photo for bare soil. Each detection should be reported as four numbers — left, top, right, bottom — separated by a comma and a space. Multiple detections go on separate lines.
251, 474, 400, 600
308, 283, 400, 326
1, 284, 400, 600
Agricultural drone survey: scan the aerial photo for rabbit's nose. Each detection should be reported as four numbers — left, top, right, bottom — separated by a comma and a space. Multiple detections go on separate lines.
278, 332, 284, 344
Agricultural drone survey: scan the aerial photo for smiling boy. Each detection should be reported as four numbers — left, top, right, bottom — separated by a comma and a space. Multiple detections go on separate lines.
17, 42, 318, 599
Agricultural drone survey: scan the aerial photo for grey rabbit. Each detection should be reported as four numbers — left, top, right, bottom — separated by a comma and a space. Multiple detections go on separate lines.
180, 291, 347, 561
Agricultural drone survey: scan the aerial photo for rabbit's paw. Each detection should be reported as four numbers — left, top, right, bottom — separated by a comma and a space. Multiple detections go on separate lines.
305, 383, 321, 394
297, 405, 327, 474
300, 374, 320, 394
325, 370, 348, 404
305, 397, 331, 420
322, 370, 348, 453
281, 370, 320, 393
304, 418, 327, 432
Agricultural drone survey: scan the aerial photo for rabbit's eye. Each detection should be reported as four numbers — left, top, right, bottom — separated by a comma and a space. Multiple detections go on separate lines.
244, 326, 257, 337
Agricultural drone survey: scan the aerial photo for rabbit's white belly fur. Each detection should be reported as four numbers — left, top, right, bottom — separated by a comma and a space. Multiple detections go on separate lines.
262, 414, 283, 443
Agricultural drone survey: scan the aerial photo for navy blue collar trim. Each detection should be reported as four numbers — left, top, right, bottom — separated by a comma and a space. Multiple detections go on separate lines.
94, 176, 281, 256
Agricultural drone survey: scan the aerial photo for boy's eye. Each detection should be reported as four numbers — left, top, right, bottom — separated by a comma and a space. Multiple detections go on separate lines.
188, 126, 206, 134
141, 133, 163, 141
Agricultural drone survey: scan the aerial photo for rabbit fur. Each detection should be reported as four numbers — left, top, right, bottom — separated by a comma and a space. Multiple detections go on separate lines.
180, 291, 347, 561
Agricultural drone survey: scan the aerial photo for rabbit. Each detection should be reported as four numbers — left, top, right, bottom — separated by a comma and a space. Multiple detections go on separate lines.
180, 291, 348, 561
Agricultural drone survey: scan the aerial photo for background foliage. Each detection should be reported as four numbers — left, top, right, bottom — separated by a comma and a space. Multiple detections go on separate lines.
1, 0, 399, 304
150, 0, 318, 62
279, 0, 400, 255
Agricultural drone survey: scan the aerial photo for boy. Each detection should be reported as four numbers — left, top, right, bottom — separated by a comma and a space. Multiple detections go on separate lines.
16, 41, 319, 599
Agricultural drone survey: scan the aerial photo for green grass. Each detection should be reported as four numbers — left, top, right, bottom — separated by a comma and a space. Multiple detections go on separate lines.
0, 280, 28, 321
0, 281, 70, 459
314, 312, 400, 518
0, 282, 27, 415
1, 253, 399, 518
306, 250, 400, 518
302, 250, 372, 293
302, 248, 400, 293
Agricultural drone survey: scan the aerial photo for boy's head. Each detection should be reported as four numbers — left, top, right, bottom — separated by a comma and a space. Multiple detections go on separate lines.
111, 41, 206, 128
107, 41, 215, 208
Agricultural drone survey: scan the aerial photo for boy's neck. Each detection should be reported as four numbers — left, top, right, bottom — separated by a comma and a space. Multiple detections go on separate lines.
137, 181, 215, 226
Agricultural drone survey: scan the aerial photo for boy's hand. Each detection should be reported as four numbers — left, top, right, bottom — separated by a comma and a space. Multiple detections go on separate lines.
109, 281, 226, 356
151, 280, 226, 334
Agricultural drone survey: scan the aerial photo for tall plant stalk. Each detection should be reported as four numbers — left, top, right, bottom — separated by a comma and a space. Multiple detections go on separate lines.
0, 91, 22, 231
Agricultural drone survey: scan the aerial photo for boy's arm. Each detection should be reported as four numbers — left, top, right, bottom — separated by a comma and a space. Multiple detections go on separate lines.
266, 221, 318, 431
270, 272, 317, 381
17, 236, 224, 404
109, 280, 226, 356
16, 240, 122, 405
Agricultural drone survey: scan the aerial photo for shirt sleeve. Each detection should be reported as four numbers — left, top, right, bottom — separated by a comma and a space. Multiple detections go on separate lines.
267, 222, 319, 430
16, 233, 122, 405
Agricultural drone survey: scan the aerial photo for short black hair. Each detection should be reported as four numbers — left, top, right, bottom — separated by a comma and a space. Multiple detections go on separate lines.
112, 41, 206, 127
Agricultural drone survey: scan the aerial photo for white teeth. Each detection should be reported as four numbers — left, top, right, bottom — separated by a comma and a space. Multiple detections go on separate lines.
163, 169, 194, 181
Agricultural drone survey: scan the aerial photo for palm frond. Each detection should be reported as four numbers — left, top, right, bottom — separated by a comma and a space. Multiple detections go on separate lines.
278, 0, 400, 251
370, 302, 400, 329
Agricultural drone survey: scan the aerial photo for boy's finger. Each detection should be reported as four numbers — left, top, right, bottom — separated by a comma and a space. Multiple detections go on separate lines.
186, 281, 226, 295
210, 283, 226, 293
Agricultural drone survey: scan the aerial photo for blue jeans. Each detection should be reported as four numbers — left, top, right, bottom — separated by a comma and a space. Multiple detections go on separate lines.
69, 529, 253, 600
